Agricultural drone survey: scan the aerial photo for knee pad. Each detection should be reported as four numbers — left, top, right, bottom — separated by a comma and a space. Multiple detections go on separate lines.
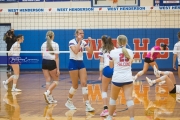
109, 98, 116, 105
126, 100, 134, 107
138, 71, 144, 76
53, 81, 59, 85
159, 75, 167, 81
13, 75, 19, 80
102, 92, 107, 99
82, 87, 88, 95
46, 82, 51, 85
164, 71, 170, 76
69, 87, 77, 95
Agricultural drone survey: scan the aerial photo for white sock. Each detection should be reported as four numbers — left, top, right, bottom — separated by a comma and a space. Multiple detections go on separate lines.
130, 117, 134, 120
46, 90, 50, 95
12, 84, 16, 89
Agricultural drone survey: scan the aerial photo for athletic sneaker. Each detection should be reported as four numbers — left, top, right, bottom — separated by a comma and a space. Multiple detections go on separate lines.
2, 81, 8, 90
85, 103, 95, 112
11, 88, 22, 92
105, 115, 113, 120
146, 77, 154, 86
49, 94, 58, 103
43, 92, 56, 104
65, 100, 77, 110
100, 109, 109, 116
153, 65, 160, 77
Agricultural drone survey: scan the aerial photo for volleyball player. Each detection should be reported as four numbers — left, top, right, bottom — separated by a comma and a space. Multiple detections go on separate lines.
106, 35, 134, 120
173, 32, 180, 79
65, 29, 94, 112
146, 75, 180, 95
98, 35, 116, 116
41, 31, 60, 104
133, 44, 168, 81
2, 35, 24, 92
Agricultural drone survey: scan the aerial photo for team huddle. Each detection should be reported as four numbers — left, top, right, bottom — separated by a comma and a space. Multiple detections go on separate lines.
2, 29, 180, 120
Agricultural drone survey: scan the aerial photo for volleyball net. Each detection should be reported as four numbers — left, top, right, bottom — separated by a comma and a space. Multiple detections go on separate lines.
0, 6, 180, 70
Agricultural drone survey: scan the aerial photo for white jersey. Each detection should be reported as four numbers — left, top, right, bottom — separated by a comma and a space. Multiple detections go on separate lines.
109, 48, 134, 83
69, 39, 88, 60
41, 41, 59, 60
9, 42, 21, 56
173, 41, 180, 65
99, 48, 114, 67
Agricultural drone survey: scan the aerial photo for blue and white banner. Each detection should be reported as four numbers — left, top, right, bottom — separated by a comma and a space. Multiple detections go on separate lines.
0, 0, 17, 2
0, 6, 180, 13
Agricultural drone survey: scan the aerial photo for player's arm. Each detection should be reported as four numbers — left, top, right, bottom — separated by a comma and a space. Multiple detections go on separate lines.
173, 44, 177, 70
85, 37, 93, 54
109, 51, 114, 68
70, 41, 81, 54
99, 56, 104, 80
55, 44, 60, 75
150, 47, 155, 59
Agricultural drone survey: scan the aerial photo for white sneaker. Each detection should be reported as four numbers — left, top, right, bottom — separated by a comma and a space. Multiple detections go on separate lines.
11, 88, 22, 92
65, 100, 77, 110
153, 65, 160, 77
86, 103, 95, 112
44, 92, 52, 104
2, 81, 8, 90
159, 80, 166, 86
146, 77, 154, 86
49, 94, 58, 104
105, 115, 113, 120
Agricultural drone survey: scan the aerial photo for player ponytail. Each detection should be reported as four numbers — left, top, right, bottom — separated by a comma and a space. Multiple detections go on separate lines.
101, 35, 114, 53
117, 35, 130, 59
46, 31, 54, 55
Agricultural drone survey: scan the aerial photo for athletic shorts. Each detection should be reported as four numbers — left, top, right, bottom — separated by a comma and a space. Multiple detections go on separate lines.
144, 57, 154, 63
42, 59, 56, 71
103, 66, 113, 78
68, 59, 85, 71
169, 85, 180, 94
112, 81, 133, 87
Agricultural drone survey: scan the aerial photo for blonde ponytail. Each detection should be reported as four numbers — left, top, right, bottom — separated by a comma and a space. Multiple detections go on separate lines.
122, 47, 130, 59
46, 31, 54, 55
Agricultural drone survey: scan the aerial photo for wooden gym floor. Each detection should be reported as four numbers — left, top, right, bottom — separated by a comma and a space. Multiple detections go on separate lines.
0, 70, 180, 120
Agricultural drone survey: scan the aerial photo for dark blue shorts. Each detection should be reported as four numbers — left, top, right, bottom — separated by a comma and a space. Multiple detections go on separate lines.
103, 66, 114, 78
68, 59, 85, 71
112, 81, 133, 87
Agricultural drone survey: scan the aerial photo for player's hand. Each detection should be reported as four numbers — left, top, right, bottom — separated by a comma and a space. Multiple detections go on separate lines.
77, 35, 82, 42
88, 37, 92, 43
56, 69, 60, 76
173, 65, 177, 70
98, 76, 102, 80
150, 57, 153, 60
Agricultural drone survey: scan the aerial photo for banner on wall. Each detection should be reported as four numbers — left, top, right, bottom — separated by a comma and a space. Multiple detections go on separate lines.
0, 0, 17, 2
18, 0, 44, 2
1, 6, 180, 13
45, 0, 89, 1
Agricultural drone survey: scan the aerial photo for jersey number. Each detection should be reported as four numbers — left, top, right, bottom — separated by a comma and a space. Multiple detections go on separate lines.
119, 53, 129, 62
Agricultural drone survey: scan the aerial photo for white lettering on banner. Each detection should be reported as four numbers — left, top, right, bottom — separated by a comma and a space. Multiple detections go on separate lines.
68, 8, 94, 11
57, 8, 68, 11
107, 7, 119, 11
159, 6, 171, 10
119, 7, 145, 10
